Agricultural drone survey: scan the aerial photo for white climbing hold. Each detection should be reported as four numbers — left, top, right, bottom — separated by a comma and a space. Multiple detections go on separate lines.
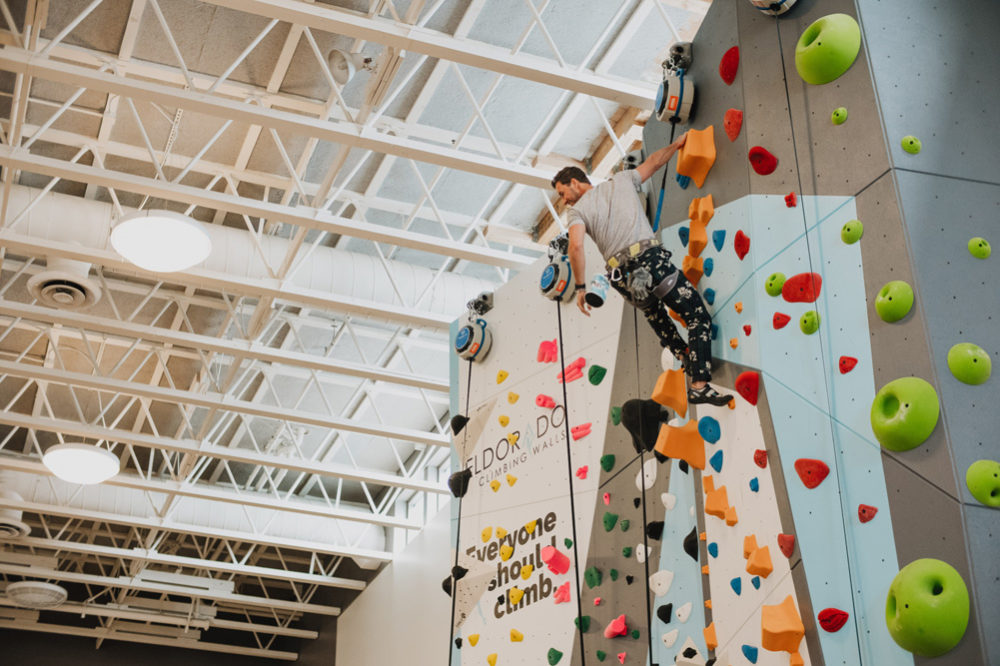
689, 506, 695, 517
649, 569, 674, 597
661, 493, 677, 511
676, 601, 693, 623
636, 543, 650, 564
636, 458, 658, 490
661, 629, 679, 648
675, 637, 706, 666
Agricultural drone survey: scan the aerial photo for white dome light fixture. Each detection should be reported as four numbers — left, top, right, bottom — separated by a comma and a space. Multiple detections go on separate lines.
42, 443, 120, 485
110, 210, 211, 273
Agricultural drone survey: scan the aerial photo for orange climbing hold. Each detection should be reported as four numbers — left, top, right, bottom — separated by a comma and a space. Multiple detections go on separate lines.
743, 534, 758, 559
688, 219, 709, 257
790, 652, 805, 666
724, 505, 739, 526
676, 125, 717, 188
729, 337, 739, 349
704, 484, 730, 519
682, 255, 704, 287
688, 194, 715, 227
651, 369, 688, 417
761, 595, 806, 655
746, 545, 774, 578
702, 475, 715, 493
654, 420, 705, 470
704, 622, 718, 651
701, 565, 710, 575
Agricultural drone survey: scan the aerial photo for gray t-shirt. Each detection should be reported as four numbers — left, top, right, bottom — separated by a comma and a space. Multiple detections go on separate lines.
566, 169, 653, 259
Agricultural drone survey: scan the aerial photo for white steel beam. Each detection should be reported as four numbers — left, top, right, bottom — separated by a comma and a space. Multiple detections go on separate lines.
199, 0, 657, 108
0, 48, 553, 188
0, 410, 449, 494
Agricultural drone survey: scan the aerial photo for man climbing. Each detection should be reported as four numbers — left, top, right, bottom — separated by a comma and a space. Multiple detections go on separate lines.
552, 133, 732, 406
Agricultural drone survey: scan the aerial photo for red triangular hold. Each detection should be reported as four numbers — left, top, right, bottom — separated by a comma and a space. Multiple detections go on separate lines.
794, 458, 830, 489
773, 312, 791, 329
748, 146, 778, 175
782, 272, 823, 303
784, 192, 797, 207
818, 607, 849, 633
839, 356, 858, 374
858, 504, 879, 523
719, 46, 739, 85
734, 230, 750, 260
777, 533, 795, 558
743, 324, 752, 336
724, 108, 743, 141
735, 371, 760, 405
753, 449, 768, 469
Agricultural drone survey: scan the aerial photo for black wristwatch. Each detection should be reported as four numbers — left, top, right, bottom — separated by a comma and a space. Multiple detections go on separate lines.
575, 283, 587, 290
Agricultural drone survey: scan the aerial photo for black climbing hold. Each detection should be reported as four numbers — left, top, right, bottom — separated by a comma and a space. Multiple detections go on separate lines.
654, 450, 669, 464
621, 399, 670, 454
656, 603, 673, 624
442, 576, 453, 596
646, 520, 665, 541
455, 638, 462, 649
447, 469, 472, 498
683, 526, 699, 561
625, 575, 634, 585
683, 647, 698, 658
450, 414, 469, 435
497, 594, 505, 605
452, 565, 468, 581
678, 460, 689, 474
633, 497, 641, 509
706, 659, 717, 666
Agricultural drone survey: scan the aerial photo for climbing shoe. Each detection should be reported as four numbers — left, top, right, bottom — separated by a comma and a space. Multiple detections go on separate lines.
688, 384, 733, 406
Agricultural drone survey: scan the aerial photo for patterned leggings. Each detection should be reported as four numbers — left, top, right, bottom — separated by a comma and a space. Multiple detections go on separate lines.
609, 246, 714, 383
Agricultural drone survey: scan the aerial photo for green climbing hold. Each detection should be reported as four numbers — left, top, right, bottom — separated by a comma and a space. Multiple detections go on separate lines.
547, 647, 564, 665
965, 460, 1000, 507
622, 546, 633, 558
610, 406, 623, 425
875, 280, 914, 323
630, 629, 640, 639
765, 272, 786, 297
603, 512, 619, 532
596, 650, 607, 662
799, 311, 821, 335
600, 454, 615, 472
564, 538, 574, 549
870, 377, 940, 451
794, 14, 861, 85
947, 343, 991, 385
831, 106, 848, 124
841, 219, 863, 244
901, 135, 922, 154
609, 568, 619, 581
619, 519, 630, 532
589, 365, 607, 385
968, 237, 991, 259
584, 566, 602, 588
575, 615, 592, 633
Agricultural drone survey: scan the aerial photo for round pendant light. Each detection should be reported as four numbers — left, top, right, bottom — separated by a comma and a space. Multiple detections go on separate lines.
110, 210, 212, 273
42, 443, 120, 485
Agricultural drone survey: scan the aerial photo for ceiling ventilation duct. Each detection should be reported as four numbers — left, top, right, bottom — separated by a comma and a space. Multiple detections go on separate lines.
26, 256, 102, 310
4, 581, 68, 608
0, 486, 30, 539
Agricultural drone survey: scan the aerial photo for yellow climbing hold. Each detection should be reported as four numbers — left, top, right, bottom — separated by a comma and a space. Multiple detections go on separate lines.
506, 474, 517, 486
525, 519, 537, 534
487, 653, 497, 666
510, 628, 523, 642
469, 634, 480, 647
508, 432, 519, 445
496, 527, 508, 539
490, 480, 501, 492
508, 586, 524, 605
497, 370, 509, 383
500, 544, 514, 561
499, 415, 510, 427
507, 392, 519, 404
521, 564, 534, 580
482, 527, 493, 542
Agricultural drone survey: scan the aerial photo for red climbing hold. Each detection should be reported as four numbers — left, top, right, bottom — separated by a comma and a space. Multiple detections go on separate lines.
575, 466, 588, 480
785, 192, 797, 207
858, 504, 879, 523
749, 146, 778, 175
724, 108, 743, 142
781, 272, 823, 303
753, 449, 768, 469
838, 356, 858, 374
794, 459, 830, 489
735, 371, 760, 405
571, 423, 592, 440
719, 46, 740, 85
818, 608, 850, 633
773, 312, 791, 329
734, 230, 750, 260
777, 533, 795, 558
603, 614, 628, 639
536, 394, 556, 408
743, 324, 752, 336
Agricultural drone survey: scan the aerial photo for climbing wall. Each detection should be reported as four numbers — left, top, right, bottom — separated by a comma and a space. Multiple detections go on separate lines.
636, 0, 999, 665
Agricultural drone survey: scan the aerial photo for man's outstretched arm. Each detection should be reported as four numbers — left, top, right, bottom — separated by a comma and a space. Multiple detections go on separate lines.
635, 132, 687, 183
567, 223, 590, 316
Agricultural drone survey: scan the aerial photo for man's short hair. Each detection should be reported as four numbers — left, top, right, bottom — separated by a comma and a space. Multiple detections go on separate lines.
551, 166, 591, 188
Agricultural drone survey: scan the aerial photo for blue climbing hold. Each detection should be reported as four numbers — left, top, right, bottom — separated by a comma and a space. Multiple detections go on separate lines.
709, 449, 724, 473
730, 577, 742, 595
704, 257, 714, 277
712, 229, 726, 252
749, 477, 760, 492
742, 645, 759, 664
698, 416, 721, 444
676, 173, 691, 189
703, 288, 716, 305
751, 576, 761, 589
710, 323, 718, 340
678, 226, 689, 247
707, 542, 718, 558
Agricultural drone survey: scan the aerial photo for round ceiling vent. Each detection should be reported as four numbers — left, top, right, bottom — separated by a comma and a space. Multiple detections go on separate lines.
26, 257, 102, 310
5, 581, 68, 608
0, 489, 30, 540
